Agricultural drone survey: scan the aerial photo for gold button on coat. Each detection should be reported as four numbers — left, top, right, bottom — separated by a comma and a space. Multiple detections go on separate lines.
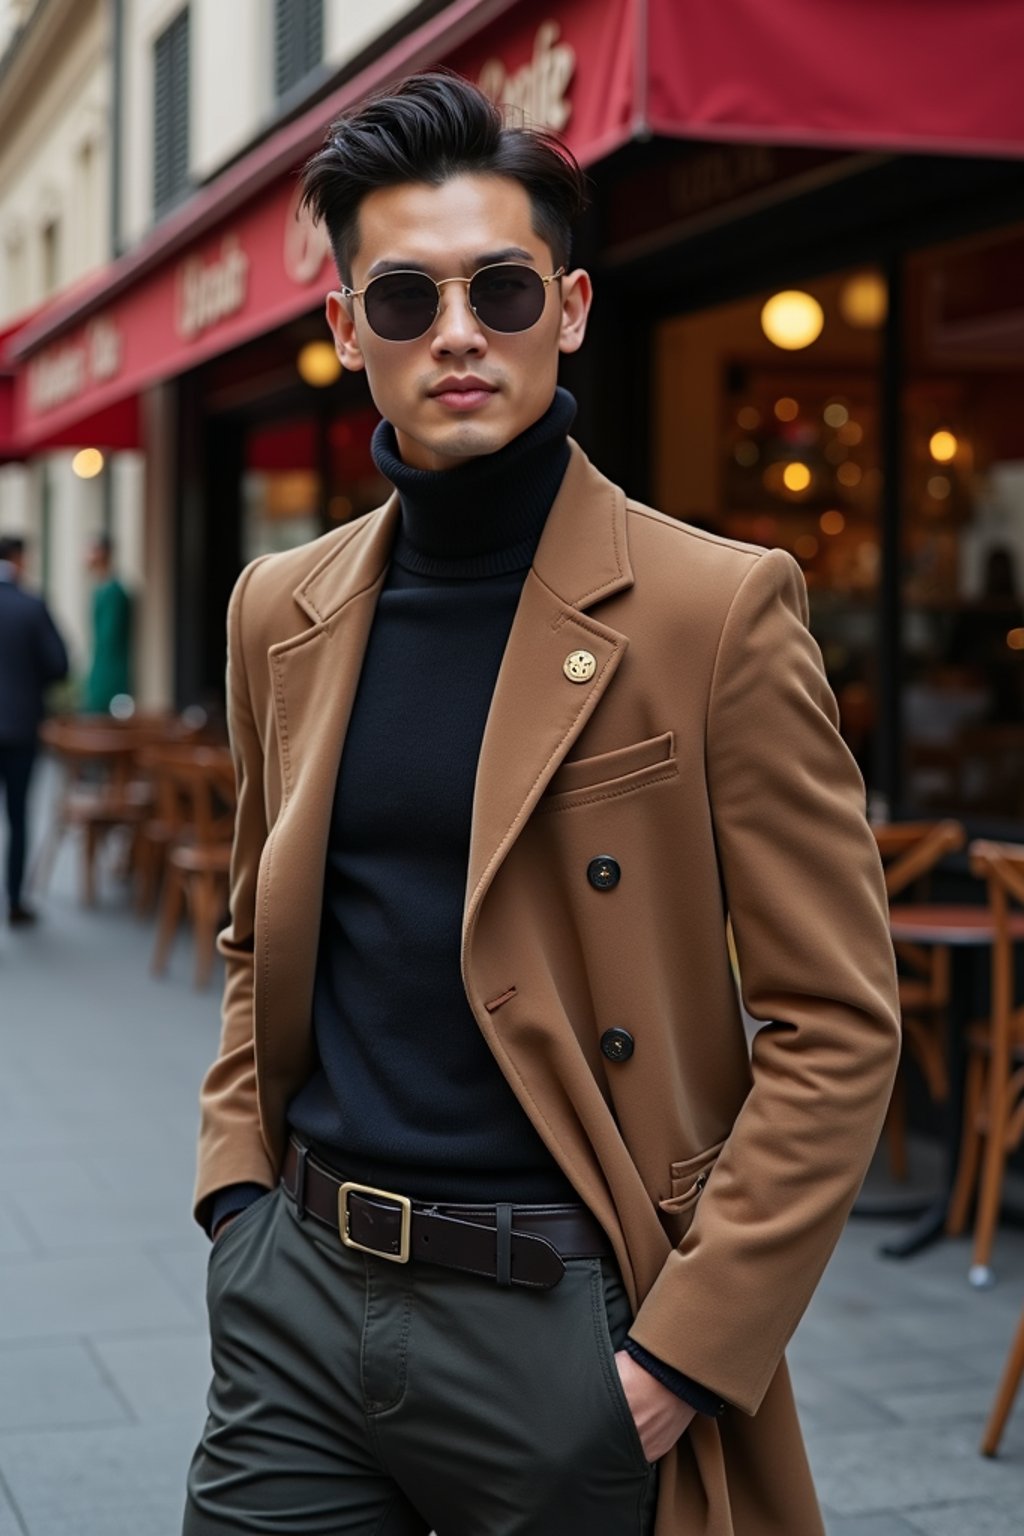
563, 649, 597, 683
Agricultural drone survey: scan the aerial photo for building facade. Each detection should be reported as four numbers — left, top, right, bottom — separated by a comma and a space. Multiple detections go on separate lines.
0, 0, 122, 680
4, 0, 1024, 834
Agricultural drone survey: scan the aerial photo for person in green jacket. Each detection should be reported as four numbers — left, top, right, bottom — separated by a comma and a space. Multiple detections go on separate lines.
83, 534, 132, 715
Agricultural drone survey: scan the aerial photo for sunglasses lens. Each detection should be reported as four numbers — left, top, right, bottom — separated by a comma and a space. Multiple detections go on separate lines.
470, 264, 547, 333
364, 273, 438, 340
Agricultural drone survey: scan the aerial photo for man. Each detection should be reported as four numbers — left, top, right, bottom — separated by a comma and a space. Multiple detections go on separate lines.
185, 74, 900, 1536
0, 535, 69, 926
82, 533, 132, 715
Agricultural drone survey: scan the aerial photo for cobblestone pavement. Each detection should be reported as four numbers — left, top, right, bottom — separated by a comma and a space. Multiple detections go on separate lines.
0, 782, 1022, 1534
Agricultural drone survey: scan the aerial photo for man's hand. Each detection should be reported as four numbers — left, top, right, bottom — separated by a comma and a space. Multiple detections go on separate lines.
211, 1213, 239, 1243
615, 1350, 697, 1462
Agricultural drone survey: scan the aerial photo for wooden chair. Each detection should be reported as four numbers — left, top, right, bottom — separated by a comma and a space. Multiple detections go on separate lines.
130, 716, 217, 913
150, 746, 236, 988
981, 1299, 1024, 1456
872, 820, 967, 1180
33, 719, 153, 906
947, 841, 1024, 1282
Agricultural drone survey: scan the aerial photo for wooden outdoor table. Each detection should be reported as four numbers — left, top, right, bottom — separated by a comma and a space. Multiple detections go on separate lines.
876, 904, 1024, 1267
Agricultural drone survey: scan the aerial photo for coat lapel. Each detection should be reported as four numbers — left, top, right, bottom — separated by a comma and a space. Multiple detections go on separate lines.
254, 495, 400, 1102
464, 442, 634, 932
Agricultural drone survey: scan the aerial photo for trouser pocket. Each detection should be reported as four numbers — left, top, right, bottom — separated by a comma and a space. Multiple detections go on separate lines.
588, 1257, 658, 1476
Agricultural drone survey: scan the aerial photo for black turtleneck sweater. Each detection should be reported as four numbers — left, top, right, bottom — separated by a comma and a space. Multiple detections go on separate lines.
286, 388, 578, 1204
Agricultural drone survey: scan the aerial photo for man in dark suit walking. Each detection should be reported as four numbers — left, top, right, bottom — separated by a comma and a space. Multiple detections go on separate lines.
0, 535, 69, 926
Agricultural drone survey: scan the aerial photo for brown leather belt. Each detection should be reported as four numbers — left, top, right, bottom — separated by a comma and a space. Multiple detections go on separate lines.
281, 1139, 612, 1290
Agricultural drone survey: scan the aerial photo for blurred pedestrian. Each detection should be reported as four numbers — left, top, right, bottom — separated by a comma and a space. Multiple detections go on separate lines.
0, 534, 69, 926
83, 532, 132, 715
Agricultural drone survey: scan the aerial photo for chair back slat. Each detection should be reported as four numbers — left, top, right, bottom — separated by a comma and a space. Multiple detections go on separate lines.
967, 840, 1024, 1053
874, 819, 965, 899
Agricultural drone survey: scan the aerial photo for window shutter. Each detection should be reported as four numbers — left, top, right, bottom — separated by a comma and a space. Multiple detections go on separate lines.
275, 0, 322, 99
153, 8, 190, 216
302, 0, 323, 77
273, 0, 293, 99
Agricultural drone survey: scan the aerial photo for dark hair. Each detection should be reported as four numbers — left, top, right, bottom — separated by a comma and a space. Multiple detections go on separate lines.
92, 532, 114, 560
300, 71, 587, 283
0, 534, 25, 562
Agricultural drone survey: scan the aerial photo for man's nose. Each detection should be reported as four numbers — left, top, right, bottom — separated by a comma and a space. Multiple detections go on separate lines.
430, 281, 486, 354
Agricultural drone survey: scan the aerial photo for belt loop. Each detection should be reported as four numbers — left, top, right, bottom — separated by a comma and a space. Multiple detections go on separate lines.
294, 1144, 308, 1221
496, 1202, 513, 1287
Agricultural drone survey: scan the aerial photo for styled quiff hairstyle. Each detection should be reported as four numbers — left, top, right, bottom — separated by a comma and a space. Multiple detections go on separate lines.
299, 70, 587, 284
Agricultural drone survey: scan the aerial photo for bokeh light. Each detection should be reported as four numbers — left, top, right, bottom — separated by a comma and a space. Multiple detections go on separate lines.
71, 448, 104, 479
929, 430, 958, 463
783, 462, 812, 492
761, 291, 824, 350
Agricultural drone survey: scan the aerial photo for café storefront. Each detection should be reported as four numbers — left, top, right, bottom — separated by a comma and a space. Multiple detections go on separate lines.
6, 0, 1024, 829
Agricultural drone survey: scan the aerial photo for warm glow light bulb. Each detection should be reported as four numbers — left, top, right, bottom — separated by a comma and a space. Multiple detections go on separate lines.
839, 272, 888, 329
783, 462, 812, 492
72, 448, 104, 479
761, 291, 824, 350
929, 430, 958, 463
297, 341, 342, 387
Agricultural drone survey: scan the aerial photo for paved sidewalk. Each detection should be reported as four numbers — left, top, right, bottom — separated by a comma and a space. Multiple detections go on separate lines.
0, 786, 1022, 1534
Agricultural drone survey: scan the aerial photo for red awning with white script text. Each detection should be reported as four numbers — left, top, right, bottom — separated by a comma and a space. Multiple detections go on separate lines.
7, 0, 1024, 452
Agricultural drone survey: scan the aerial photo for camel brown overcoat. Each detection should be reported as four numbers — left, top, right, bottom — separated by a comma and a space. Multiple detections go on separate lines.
195, 440, 901, 1536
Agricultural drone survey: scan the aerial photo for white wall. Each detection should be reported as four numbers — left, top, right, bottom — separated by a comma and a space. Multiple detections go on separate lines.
0, 0, 39, 64
0, 0, 109, 322
120, 0, 189, 246
0, 0, 114, 671
323, 0, 419, 69
191, 0, 269, 180
120, 0, 424, 245
135, 384, 175, 709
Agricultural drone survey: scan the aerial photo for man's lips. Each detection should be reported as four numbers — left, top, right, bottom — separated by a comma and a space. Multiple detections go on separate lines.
428, 378, 499, 411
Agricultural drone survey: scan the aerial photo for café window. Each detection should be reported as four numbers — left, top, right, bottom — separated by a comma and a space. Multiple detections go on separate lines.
901, 223, 1024, 824
653, 267, 885, 791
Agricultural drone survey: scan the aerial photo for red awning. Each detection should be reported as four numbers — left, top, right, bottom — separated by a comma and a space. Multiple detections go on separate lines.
7, 0, 1024, 453
449, 0, 1024, 162
644, 0, 1024, 159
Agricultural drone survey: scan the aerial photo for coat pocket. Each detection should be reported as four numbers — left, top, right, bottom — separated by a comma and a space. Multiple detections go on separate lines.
540, 731, 676, 807
657, 1139, 726, 1244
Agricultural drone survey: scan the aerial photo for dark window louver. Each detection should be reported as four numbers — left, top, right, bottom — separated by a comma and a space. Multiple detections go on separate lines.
153, 8, 190, 215
274, 0, 323, 99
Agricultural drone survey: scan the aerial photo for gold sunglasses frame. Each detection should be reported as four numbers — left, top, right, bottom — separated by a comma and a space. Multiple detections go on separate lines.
340, 262, 566, 341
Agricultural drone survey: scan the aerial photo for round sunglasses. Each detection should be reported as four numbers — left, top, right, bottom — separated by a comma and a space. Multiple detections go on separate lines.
341, 262, 565, 343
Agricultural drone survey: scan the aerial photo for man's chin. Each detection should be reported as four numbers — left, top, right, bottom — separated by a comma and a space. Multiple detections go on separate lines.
397, 419, 516, 470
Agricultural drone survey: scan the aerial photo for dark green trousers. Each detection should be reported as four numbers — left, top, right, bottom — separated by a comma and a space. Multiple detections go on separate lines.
183, 1185, 659, 1535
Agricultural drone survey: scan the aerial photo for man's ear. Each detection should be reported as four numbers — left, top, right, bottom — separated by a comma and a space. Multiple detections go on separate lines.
557, 268, 593, 357
325, 291, 365, 373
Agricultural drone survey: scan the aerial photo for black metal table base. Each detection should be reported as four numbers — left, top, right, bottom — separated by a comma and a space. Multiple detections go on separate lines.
878, 1196, 949, 1259
875, 943, 976, 1262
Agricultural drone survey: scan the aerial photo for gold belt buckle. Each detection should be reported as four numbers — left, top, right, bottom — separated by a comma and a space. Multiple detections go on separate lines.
338, 1181, 412, 1264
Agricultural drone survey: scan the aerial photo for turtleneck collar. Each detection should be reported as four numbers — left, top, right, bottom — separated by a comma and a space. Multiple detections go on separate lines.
371, 387, 576, 579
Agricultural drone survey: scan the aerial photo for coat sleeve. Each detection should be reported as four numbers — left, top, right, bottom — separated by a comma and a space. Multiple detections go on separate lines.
627, 547, 901, 1416
193, 558, 277, 1228
36, 600, 69, 685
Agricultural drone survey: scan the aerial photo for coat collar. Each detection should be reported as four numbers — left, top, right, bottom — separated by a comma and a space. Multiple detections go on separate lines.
291, 439, 633, 625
